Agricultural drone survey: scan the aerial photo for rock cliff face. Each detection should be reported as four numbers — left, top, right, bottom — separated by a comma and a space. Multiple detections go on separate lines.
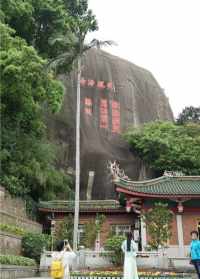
47, 49, 173, 199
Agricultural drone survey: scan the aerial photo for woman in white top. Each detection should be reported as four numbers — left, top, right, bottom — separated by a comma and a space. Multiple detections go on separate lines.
121, 232, 138, 279
53, 240, 76, 279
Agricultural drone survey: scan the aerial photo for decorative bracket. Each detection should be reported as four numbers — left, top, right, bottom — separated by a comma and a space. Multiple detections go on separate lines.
107, 160, 129, 181
164, 171, 184, 177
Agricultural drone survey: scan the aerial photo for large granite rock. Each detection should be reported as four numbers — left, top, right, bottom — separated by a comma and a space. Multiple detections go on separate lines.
47, 49, 173, 199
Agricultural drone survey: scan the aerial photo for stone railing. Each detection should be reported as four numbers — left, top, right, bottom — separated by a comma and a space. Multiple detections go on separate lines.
70, 276, 191, 279
0, 265, 37, 279
40, 250, 193, 272
168, 257, 192, 271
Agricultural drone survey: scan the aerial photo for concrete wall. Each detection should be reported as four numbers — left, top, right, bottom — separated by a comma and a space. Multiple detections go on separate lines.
0, 187, 42, 255
0, 187, 42, 233
0, 231, 22, 255
182, 212, 200, 245
0, 210, 42, 233
0, 189, 27, 218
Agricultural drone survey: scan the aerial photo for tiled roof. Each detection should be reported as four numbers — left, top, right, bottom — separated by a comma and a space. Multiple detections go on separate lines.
39, 200, 124, 212
115, 176, 200, 197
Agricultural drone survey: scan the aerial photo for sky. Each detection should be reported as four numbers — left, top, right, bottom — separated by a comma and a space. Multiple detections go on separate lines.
88, 0, 200, 117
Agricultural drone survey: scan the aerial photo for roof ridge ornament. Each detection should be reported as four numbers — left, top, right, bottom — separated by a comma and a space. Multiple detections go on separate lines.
107, 160, 129, 181
164, 170, 184, 177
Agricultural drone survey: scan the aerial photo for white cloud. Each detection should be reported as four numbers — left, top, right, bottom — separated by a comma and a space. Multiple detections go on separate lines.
88, 0, 200, 117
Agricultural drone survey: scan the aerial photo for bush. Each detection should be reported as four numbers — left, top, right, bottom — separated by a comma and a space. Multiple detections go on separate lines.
0, 223, 25, 236
83, 214, 105, 249
142, 202, 173, 250
22, 232, 51, 263
104, 235, 125, 265
55, 215, 74, 246
0, 254, 36, 266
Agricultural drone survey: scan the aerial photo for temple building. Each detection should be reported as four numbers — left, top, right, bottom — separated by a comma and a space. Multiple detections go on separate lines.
39, 199, 137, 250
113, 172, 200, 257
38, 168, 200, 257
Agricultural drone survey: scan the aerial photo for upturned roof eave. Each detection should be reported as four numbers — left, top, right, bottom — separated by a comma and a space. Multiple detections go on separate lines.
115, 175, 200, 187
116, 186, 200, 199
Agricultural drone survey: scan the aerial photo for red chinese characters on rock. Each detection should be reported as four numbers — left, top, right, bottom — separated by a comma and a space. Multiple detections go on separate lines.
80, 77, 114, 92
100, 99, 109, 129
87, 79, 95, 87
112, 100, 120, 133
80, 78, 87, 86
97, 81, 106, 90
84, 97, 92, 116
106, 82, 114, 91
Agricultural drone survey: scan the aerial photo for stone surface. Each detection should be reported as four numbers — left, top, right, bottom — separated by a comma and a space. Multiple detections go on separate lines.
0, 189, 42, 255
0, 231, 22, 255
0, 191, 42, 234
47, 49, 174, 199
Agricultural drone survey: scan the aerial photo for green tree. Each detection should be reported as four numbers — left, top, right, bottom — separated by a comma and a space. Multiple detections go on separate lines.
0, 0, 72, 59
83, 214, 105, 249
177, 106, 200, 125
142, 202, 173, 250
0, 23, 72, 201
55, 214, 74, 246
124, 121, 200, 175
47, 0, 96, 250
0, 1, 102, 204
48, 0, 115, 250
22, 232, 51, 263
104, 235, 125, 265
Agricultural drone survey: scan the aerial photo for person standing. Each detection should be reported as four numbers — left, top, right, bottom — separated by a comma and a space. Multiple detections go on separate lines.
51, 240, 76, 279
121, 232, 139, 279
190, 231, 200, 279
62, 240, 76, 279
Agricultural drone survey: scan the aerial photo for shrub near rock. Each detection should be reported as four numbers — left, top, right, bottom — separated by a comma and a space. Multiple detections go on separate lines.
0, 223, 25, 236
22, 232, 51, 263
0, 255, 36, 266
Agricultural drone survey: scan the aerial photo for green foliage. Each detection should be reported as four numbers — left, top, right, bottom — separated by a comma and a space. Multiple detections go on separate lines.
0, 254, 36, 266
0, 223, 26, 236
1, 133, 72, 200
177, 106, 200, 125
142, 202, 173, 250
0, 0, 69, 59
55, 214, 74, 246
124, 121, 200, 175
0, 0, 99, 203
0, 22, 72, 201
104, 235, 125, 266
0, 22, 64, 117
22, 232, 51, 263
0, 0, 98, 62
83, 214, 105, 249
83, 220, 97, 248
95, 214, 106, 233
47, 0, 98, 74
55, 214, 105, 249
118, 193, 126, 207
